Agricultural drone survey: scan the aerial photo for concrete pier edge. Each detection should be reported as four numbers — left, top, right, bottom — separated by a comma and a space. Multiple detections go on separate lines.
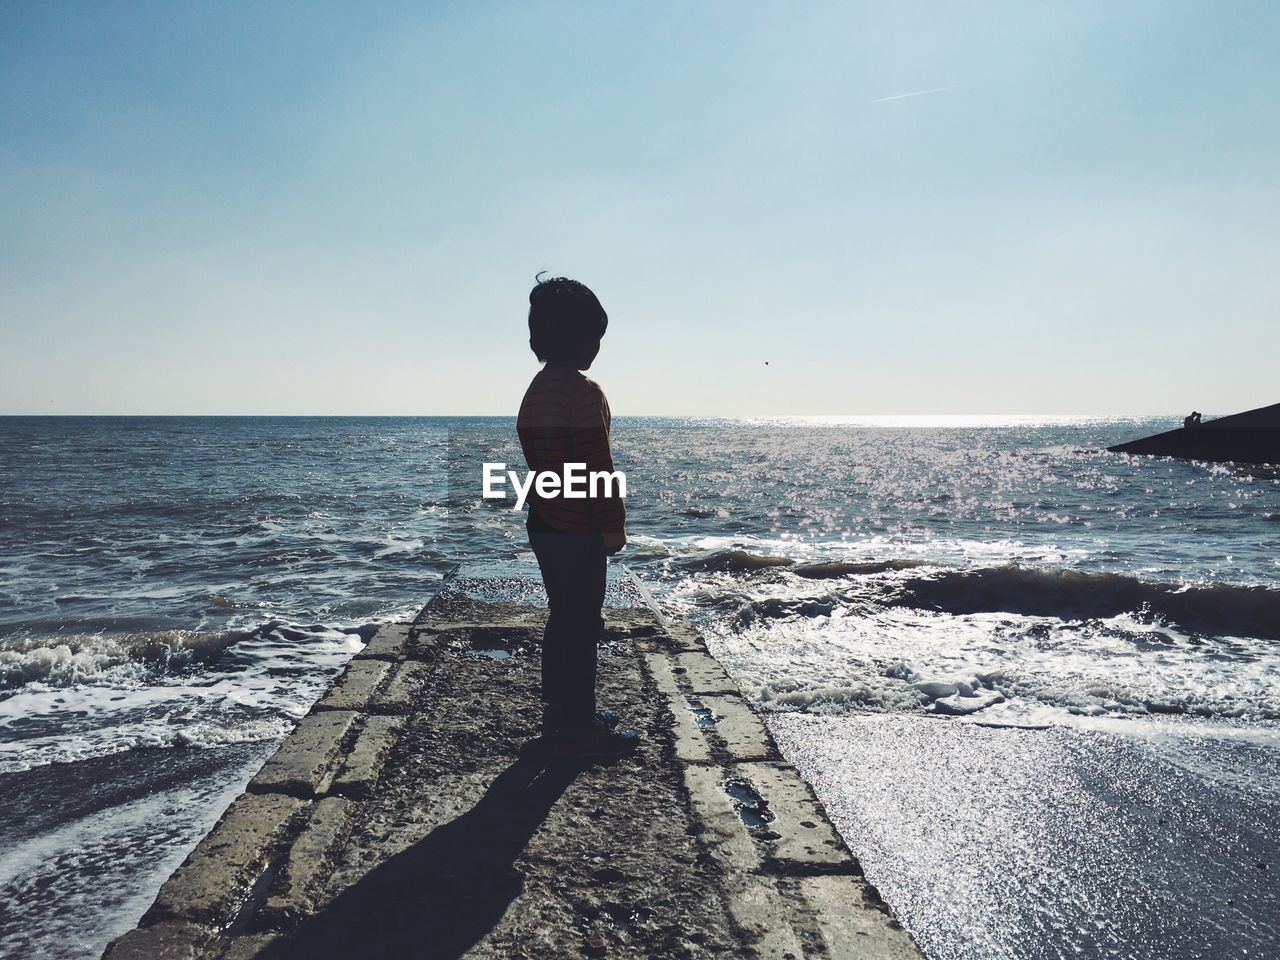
102, 569, 921, 959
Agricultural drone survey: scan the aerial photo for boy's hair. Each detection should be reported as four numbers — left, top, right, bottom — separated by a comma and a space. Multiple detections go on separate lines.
528, 275, 608, 364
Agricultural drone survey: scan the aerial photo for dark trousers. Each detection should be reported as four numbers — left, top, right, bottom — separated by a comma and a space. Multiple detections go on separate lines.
526, 508, 607, 729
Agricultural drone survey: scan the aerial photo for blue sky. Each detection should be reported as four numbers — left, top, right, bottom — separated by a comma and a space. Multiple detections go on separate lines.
2, 1, 1277, 415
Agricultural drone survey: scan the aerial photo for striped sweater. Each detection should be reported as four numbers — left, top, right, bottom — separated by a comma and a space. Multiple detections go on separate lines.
517, 365, 626, 535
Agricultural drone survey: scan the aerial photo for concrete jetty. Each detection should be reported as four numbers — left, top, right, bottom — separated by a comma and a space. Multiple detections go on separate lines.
102, 564, 921, 960
1109, 401, 1280, 465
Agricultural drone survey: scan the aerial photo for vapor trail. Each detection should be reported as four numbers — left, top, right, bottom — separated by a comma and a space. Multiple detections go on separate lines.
871, 84, 957, 103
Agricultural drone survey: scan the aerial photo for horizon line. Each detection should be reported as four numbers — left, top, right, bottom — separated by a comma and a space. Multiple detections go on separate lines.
0, 412, 1193, 419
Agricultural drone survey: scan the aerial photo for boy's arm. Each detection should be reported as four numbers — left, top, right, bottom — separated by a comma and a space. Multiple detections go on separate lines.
569, 385, 626, 549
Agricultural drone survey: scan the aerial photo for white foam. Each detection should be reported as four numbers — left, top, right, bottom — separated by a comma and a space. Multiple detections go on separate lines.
687, 596, 1280, 727
0, 749, 267, 958
0, 620, 368, 772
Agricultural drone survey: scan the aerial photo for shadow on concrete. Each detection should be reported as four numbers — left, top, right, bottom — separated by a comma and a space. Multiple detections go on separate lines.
263, 753, 582, 960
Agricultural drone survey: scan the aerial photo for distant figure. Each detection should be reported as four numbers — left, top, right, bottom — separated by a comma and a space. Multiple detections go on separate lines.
1183, 411, 1203, 429
517, 276, 638, 760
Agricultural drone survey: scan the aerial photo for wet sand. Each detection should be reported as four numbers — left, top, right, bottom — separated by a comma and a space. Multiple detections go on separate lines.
771, 713, 1280, 960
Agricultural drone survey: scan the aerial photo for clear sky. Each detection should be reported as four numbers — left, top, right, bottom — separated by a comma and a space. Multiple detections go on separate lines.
2, 1, 1277, 416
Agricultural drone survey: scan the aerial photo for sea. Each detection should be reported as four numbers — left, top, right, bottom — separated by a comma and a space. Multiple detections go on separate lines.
1, 415, 1277, 960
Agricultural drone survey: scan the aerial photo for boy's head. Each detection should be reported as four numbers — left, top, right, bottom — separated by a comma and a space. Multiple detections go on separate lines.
528, 275, 608, 369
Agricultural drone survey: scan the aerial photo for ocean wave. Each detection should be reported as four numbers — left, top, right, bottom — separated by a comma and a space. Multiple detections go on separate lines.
0, 715, 293, 774
678, 549, 794, 573
732, 596, 840, 628
676, 548, 930, 577
792, 559, 929, 578
892, 567, 1280, 642
0, 630, 240, 692
721, 563, 1280, 643
0, 618, 380, 693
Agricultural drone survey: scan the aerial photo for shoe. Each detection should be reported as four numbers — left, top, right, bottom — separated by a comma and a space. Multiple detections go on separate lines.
545, 720, 640, 760
542, 707, 622, 737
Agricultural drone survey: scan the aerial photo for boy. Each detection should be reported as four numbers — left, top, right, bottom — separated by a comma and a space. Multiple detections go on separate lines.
517, 276, 638, 759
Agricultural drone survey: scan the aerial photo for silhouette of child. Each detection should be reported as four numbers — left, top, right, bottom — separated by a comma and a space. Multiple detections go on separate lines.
517, 276, 638, 759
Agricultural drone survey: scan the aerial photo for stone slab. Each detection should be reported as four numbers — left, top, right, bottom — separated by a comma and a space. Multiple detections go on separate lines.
796, 875, 922, 959
417, 624, 542, 657
356, 623, 410, 661
370, 662, 428, 714
680, 764, 807, 958
251, 712, 356, 797
736, 761, 851, 872
601, 606, 663, 630
331, 715, 405, 797
700, 693, 777, 761
673, 651, 739, 695
148, 792, 305, 926
314, 660, 390, 712
650, 624, 709, 653
261, 797, 353, 925
724, 877, 811, 960
682, 762, 764, 874
644, 654, 712, 763
602, 610, 663, 642
415, 616, 545, 638
102, 921, 212, 960
218, 935, 283, 960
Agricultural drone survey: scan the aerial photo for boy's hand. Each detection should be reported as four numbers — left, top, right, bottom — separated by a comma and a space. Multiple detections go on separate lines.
602, 530, 627, 555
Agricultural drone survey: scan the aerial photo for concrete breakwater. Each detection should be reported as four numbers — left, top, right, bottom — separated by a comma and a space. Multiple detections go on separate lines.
102, 565, 920, 960
1107, 401, 1280, 464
